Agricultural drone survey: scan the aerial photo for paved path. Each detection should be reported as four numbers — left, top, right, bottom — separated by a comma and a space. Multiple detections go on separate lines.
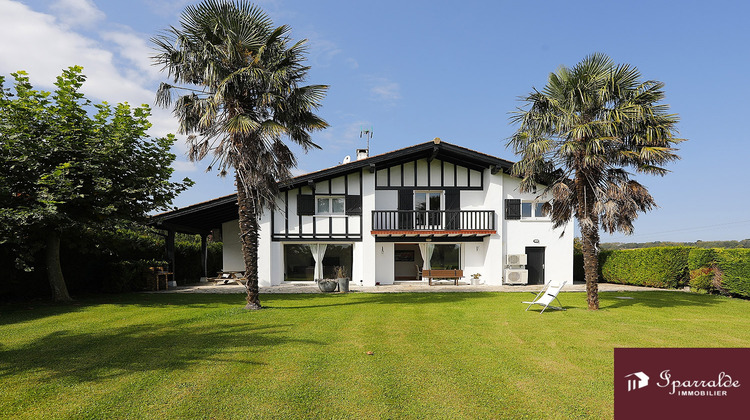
161, 281, 679, 294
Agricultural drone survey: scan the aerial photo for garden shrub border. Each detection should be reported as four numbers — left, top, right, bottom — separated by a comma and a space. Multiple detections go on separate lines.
1, 229, 222, 299
574, 246, 750, 298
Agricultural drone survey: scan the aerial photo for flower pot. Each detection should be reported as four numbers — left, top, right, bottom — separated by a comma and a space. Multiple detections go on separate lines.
317, 279, 338, 292
337, 277, 350, 293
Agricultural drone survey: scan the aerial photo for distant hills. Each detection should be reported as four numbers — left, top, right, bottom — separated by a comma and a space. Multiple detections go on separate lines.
599, 239, 750, 250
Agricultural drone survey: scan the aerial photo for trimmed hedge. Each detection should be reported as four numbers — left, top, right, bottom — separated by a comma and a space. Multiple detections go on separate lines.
689, 248, 750, 298
573, 246, 750, 298
600, 247, 690, 288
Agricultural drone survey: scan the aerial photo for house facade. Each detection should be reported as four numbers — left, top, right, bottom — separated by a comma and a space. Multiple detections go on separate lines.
155, 139, 573, 286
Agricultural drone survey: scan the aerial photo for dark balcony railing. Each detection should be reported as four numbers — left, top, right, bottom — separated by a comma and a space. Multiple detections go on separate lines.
372, 210, 495, 231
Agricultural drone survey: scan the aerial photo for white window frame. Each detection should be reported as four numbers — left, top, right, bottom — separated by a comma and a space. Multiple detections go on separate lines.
414, 190, 443, 227
521, 200, 551, 220
316, 196, 346, 216
414, 190, 443, 211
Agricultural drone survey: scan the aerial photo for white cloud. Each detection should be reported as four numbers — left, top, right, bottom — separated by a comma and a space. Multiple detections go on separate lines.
171, 160, 198, 173
313, 120, 373, 154
100, 28, 162, 81
368, 76, 401, 102
307, 37, 342, 68
49, 0, 104, 28
0, 1, 152, 104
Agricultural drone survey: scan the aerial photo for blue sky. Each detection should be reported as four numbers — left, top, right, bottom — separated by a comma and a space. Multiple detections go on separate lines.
2, 0, 749, 243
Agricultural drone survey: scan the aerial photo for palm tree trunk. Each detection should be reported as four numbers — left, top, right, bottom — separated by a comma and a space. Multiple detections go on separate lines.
576, 172, 600, 310
45, 231, 72, 302
236, 172, 262, 310
580, 222, 600, 310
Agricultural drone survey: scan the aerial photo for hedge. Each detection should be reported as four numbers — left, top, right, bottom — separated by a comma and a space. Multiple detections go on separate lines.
573, 246, 750, 298
689, 248, 750, 298
600, 247, 691, 288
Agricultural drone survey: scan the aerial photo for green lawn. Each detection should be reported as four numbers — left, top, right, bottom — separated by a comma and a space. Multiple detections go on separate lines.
1, 291, 749, 419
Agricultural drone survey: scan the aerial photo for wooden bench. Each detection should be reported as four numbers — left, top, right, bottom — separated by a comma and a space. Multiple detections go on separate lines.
422, 269, 464, 286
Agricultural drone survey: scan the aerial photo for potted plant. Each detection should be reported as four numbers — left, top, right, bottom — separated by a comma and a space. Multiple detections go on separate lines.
316, 277, 338, 292
335, 266, 350, 293
470, 273, 482, 285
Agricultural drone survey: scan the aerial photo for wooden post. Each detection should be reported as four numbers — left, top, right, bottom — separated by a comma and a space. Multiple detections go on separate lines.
166, 229, 175, 282
201, 232, 209, 279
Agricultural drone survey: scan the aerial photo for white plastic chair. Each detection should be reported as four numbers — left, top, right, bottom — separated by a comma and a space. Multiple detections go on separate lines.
523, 281, 567, 314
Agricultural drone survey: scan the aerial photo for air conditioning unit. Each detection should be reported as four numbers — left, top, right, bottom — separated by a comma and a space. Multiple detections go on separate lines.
506, 254, 527, 266
505, 269, 528, 285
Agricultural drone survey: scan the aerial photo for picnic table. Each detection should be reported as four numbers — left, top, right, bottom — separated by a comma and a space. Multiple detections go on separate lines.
211, 271, 247, 286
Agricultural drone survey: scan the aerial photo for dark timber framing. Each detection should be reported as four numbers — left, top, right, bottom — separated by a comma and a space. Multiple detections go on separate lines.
375, 158, 484, 190
271, 171, 363, 242
151, 140, 515, 244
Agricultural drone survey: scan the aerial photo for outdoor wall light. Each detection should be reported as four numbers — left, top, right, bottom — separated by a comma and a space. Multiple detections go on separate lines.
533, 239, 540, 244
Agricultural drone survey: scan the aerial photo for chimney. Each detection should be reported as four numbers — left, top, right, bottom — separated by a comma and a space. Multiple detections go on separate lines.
356, 148, 369, 160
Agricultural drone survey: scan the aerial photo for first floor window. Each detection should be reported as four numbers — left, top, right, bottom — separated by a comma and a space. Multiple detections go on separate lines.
317, 196, 345, 215
521, 201, 551, 220
415, 191, 442, 226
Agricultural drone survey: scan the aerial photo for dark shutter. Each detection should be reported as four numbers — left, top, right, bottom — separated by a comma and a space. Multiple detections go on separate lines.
445, 188, 460, 229
505, 199, 521, 220
297, 194, 315, 216
397, 189, 413, 229
345, 195, 362, 215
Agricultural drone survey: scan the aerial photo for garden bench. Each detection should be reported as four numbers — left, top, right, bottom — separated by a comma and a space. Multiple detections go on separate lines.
422, 269, 464, 286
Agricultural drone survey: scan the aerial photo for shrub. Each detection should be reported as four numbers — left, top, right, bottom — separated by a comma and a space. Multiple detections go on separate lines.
1, 228, 222, 299
714, 249, 750, 298
600, 247, 690, 288
687, 248, 750, 298
174, 241, 223, 283
688, 248, 717, 271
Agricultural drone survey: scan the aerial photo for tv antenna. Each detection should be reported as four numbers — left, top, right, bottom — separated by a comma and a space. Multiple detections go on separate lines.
360, 126, 373, 153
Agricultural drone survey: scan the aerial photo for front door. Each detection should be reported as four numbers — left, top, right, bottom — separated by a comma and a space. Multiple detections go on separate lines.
525, 247, 545, 285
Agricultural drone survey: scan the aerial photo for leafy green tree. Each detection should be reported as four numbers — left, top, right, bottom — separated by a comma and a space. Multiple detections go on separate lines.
508, 53, 683, 309
152, 0, 328, 309
0, 67, 192, 302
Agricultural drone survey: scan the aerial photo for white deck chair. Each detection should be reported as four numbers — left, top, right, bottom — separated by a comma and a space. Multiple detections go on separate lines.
523, 281, 567, 314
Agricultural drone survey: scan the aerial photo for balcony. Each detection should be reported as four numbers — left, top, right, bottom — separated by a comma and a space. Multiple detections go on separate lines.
371, 210, 496, 236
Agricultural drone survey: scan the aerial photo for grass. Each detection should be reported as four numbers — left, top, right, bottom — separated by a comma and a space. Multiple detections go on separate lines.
1, 291, 749, 419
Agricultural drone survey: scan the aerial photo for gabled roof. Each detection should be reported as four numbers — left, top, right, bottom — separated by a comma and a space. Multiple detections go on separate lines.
152, 139, 516, 233
279, 139, 514, 190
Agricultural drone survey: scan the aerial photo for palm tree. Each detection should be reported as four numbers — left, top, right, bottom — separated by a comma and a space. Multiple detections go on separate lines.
508, 53, 683, 310
152, 0, 328, 309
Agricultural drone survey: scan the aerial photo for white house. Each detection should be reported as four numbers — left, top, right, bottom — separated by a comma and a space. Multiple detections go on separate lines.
155, 139, 573, 286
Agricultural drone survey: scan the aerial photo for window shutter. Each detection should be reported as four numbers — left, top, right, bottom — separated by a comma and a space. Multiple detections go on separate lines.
297, 194, 315, 216
505, 199, 521, 220
445, 189, 460, 229
397, 189, 413, 229
345, 195, 362, 215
